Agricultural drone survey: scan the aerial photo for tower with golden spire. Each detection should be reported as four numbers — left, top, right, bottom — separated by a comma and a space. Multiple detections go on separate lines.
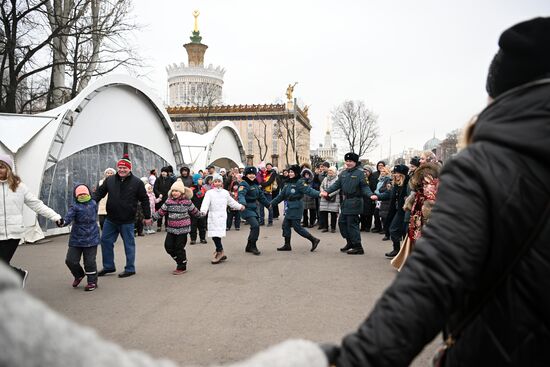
166, 10, 225, 107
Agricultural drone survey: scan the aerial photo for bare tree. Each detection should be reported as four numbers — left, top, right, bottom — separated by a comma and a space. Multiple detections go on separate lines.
184, 83, 222, 134
45, 0, 143, 108
253, 118, 269, 162
275, 111, 308, 166
437, 129, 460, 163
332, 100, 379, 158
0, 0, 143, 112
0, 0, 60, 112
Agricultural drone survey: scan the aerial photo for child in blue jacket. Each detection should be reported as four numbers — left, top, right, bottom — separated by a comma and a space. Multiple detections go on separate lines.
59, 184, 100, 291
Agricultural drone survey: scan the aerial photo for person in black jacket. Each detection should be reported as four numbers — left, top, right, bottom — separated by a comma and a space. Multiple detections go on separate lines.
153, 166, 175, 231
93, 154, 151, 278
322, 17, 550, 366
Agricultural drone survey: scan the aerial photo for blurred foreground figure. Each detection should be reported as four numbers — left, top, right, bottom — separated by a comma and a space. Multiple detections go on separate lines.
322, 17, 550, 367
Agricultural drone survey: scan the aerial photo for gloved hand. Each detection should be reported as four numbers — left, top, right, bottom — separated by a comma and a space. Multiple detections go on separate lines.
56, 218, 64, 227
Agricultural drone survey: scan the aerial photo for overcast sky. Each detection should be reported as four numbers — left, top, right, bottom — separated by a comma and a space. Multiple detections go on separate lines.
130, 0, 548, 162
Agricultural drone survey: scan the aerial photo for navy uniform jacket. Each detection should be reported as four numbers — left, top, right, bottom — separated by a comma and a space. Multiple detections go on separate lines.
238, 179, 271, 219
325, 166, 373, 215
271, 178, 320, 220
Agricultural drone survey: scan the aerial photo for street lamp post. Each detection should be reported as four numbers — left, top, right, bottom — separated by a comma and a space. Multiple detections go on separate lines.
388, 130, 404, 165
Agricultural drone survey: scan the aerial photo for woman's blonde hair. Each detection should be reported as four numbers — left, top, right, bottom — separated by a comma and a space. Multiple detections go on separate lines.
0, 161, 21, 192
460, 114, 479, 149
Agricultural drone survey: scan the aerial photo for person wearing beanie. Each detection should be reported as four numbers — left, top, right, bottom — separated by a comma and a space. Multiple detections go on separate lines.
200, 175, 244, 264
322, 18, 550, 366
238, 166, 271, 255
321, 152, 376, 255
270, 165, 322, 252
153, 166, 176, 232
57, 184, 100, 291
190, 174, 207, 244
0, 154, 62, 287
93, 153, 151, 278
152, 179, 204, 275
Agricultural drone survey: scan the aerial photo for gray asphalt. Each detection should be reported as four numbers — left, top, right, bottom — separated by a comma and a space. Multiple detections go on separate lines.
14, 219, 438, 366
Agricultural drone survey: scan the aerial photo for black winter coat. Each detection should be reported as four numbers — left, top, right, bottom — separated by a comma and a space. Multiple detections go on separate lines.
326, 80, 550, 366
94, 173, 150, 224
153, 175, 175, 207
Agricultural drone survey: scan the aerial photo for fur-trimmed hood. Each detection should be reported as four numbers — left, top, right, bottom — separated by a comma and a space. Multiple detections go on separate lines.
409, 163, 441, 191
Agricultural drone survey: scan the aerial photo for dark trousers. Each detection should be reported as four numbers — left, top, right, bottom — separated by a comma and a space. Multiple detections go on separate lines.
247, 216, 260, 243
372, 208, 382, 231
0, 238, 20, 264
320, 211, 338, 230
227, 210, 241, 229
164, 233, 187, 270
65, 246, 98, 284
190, 216, 207, 241
98, 215, 107, 230
272, 191, 280, 218
135, 219, 143, 235
0, 239, 26, 278
338, 214, 361, 248
385, 210, 396, 237
258, 193, 273, 225
213, 236, 223, 252
302, 209, 317, 227
282, 217, 312, 240
389, 210, 406, 250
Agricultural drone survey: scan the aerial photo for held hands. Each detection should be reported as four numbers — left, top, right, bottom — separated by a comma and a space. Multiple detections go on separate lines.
55, 219, 64, 227
240, 205, 246, 211
370, 195, 378, 201
143, 219, 153, 226
320, 191, 329, 198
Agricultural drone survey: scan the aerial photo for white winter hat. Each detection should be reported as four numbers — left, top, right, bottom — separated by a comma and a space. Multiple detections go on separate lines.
0, 154, 14, 170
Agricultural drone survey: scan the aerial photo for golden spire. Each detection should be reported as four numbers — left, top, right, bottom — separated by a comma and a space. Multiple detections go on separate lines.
193, 10, 200, 32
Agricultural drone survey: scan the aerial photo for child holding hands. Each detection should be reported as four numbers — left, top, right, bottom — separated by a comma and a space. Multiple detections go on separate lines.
200, 174, 244, 264
152, 179, 204, 275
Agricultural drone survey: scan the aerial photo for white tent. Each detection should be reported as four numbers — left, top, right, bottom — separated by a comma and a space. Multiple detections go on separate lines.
0, 75, 185, 242
176, 121, 246, 171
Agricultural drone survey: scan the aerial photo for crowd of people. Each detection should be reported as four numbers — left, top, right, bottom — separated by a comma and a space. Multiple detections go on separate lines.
1, 16, 549, 366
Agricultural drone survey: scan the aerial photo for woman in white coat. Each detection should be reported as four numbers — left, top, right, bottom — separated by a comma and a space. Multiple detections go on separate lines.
200, 174, 244, 264
0, 154, 62, 286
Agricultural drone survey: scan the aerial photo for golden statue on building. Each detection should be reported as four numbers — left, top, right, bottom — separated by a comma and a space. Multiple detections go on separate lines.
193, 10, 200, 32
286, 82, 298, 101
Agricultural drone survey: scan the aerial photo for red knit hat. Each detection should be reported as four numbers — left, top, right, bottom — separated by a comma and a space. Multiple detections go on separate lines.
117, 153, 132, 170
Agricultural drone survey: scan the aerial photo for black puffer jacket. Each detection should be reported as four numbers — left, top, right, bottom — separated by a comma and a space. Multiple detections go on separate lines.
326, 80, 550, 366
94, 172, 150, 224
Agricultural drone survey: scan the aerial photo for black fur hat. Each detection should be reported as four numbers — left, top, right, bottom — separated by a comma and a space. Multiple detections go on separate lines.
344, 152, 359, 163
288, 165, 301, 177
392, 164, 409, 176
244, 166, 257, 176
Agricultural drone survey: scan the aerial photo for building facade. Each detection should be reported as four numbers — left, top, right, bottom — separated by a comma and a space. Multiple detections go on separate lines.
168, 103, 311, 168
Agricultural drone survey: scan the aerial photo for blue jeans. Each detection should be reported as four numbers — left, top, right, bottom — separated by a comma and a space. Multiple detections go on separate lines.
101, 218, 136, 273
258, 193, 273, 224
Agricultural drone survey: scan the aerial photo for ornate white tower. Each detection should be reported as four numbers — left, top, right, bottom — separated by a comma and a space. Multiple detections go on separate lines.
166, 10, 225, 107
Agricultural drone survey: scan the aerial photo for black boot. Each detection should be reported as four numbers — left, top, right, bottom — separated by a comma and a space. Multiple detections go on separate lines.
347, 245, 364, 255
246, 241, 261, 255
277, 237, 292, 251
340, 243, 352, 252
308, 235, 320, 252
385, 240, 400, 258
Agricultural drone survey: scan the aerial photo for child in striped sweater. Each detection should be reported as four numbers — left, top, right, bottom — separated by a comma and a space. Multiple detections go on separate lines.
152, 179, 204, 275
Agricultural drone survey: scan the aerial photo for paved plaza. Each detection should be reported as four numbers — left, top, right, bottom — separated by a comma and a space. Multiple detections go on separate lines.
15, 221, 438, 366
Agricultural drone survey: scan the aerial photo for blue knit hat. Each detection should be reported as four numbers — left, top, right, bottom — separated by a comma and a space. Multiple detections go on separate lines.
192, 173, 202, 185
